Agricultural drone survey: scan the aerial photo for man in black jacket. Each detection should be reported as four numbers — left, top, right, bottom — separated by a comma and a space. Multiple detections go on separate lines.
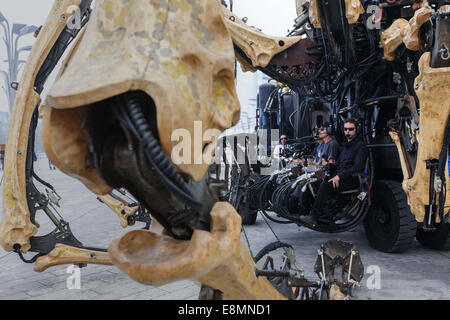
300, 118, 368, 225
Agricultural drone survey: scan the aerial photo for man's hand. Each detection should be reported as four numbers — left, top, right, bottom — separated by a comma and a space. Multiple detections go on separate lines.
328, 175, 340, 188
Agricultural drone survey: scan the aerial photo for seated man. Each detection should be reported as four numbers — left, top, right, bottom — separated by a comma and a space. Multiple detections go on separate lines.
314, 128, 325, 164
317, 122, 340, 166
300, 118, 368, 225
289, 123, 340, 213
295, 122, 339, 168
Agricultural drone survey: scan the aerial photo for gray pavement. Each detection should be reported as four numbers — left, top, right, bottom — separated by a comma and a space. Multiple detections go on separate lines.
0, 157, 449, 300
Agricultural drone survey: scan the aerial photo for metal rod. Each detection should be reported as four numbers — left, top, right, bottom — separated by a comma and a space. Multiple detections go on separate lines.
347, 251, 355, 283
320, 249, 326, 281
255, 269, 291, 278
364, 95, 402, 104
43, 206, 62, 228
366, 144, 396, 148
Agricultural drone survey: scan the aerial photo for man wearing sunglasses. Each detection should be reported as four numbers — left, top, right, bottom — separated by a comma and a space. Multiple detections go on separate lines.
317, 122, 340, 166
300, 118, 368, 226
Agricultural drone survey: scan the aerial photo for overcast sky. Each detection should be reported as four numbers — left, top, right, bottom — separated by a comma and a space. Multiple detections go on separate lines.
0, 0, 297, 113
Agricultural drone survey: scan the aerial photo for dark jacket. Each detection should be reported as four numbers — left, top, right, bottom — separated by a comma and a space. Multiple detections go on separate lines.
336, 137, 368, 180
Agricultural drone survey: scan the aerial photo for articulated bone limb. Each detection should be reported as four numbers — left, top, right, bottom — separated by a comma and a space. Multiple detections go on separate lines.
97, 194, 139, 228
34, 244, 112, 272
309, 0, 322, 28
0, 0, 83, 253
389, 131, 413, 181
402, 6, 433, 51
400, 52, 450, 222
296, 0, 321, 28
221, 6, 302, 69
0, 0, 115, 272
344, 0, 365, 24
381, 19, 410, 61
296, 0, 364, 29
108, 202, 287, 300
381, 5, 433, 61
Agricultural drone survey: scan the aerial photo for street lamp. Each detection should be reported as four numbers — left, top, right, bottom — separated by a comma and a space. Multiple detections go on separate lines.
0, 11, 38, 113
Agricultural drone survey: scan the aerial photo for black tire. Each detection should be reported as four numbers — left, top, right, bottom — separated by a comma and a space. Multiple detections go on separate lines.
416, 222, 450, 250
364, 180, 417, 253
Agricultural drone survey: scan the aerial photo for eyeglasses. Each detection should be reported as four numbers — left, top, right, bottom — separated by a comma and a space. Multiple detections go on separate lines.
280, 138, 287, 140
344, 127, 355, 132
319, 127, 326, 131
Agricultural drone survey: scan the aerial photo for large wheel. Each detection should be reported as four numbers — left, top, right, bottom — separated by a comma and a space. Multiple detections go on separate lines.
416, 221, 450, 250
364, 180, 417, 253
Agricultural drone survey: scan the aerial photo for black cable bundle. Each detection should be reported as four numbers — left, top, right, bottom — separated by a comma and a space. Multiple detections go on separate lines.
114, 91, 202, 211
247, 174, 303, 225
271, 180, 300, 221
253, 241, 294, 263
247, 175, 274, 209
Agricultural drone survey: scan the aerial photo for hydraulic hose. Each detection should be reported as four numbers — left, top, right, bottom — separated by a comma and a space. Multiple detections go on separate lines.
119, 92, 202, 211
254, 241, 294, 263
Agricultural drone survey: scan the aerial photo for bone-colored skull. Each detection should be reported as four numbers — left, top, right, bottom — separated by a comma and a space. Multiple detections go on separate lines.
44, 0, 240, 193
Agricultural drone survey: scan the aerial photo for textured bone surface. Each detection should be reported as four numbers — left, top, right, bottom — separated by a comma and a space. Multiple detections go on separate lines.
46, 0, 240, 185
0, 0, 82, 253
297, 0, 363, 28
221, 6, 301, 68
330, 284, 346, 300
308, 0, 322, 29
382, 5, 433, 61
97, 194, 139, 228
345, 0, 365, 24
34, 244, 112, 272
109, 202, 286, 299
381, 18, 409, 61
389, 131, 413, 181
404, 52, 450, 222
403, 6, 433, 51
41, 25, 112, 195
38, 102, 48, 119
42, 105, 112, 195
